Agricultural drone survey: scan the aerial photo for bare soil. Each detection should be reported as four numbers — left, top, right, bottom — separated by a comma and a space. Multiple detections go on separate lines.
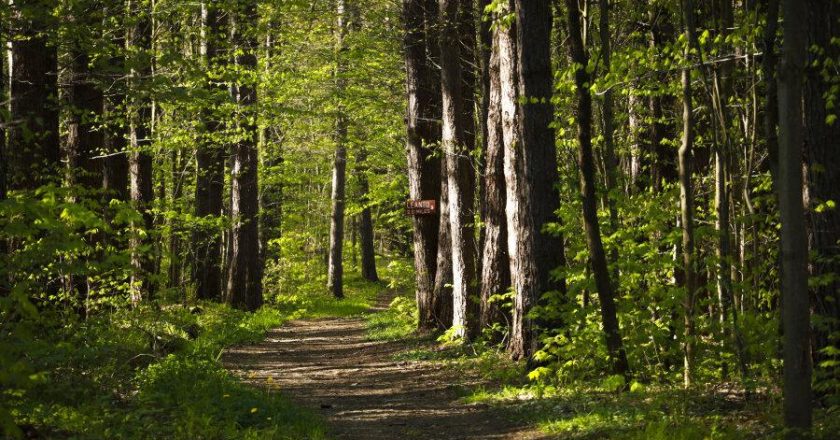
222, 294, 549, 439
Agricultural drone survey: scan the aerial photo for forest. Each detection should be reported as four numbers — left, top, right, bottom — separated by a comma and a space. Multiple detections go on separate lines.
0, 0, 838, 438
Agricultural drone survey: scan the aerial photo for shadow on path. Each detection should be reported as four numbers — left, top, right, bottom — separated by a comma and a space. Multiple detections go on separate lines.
222, 293, 549, 439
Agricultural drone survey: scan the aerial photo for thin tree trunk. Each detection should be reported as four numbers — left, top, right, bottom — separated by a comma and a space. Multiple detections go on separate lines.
566, 0, 630, 381
327, 0, 350, 299
226, 0, 263, 311
128, 0, 155, 304
433, 159, 454, 329
598, 0, 619, 269
778, 0, 812, 434
357, 148, 379, 282
678, 0, 698, 388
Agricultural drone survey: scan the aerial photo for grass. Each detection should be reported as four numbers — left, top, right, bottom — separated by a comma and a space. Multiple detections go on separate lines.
4, 303, 326, 439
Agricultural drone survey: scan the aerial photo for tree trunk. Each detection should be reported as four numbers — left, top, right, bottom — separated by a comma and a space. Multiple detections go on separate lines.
804, 0, 840, 387
357, 148, 379, 282
433, 159, 454, 329
505, 0, 566, 360
128, 0, 155, 304
403, 0, 443, 330
598, 0, 620, 268
778, 0, 812, 434
194, 1, 228, 301
479, 22, 510, 333
678, 0, 698, 388
327, 0, 350, 299
226, 0, 263, 311
8, 0, 60, 191
566, 0, 630, 381
439, 0, 478, 339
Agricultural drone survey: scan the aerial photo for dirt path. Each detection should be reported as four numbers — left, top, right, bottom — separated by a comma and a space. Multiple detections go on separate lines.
222, 294, 548, 439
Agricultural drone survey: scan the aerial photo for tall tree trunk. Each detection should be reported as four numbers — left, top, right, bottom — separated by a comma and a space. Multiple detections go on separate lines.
194, 1, 228, 301
804, 0, 840, 386
678, 0, 698, 388
762, 0, 780, 183
8, 0, 60, 191
566, 0, 630, 381
327, 0, 350, 299
506, 0, 566, 360
439, 0, 478, 339
778, 0, 812, 434
357, 148, 379, 282
403, 0, 442, 330
433, 160, 454, 329
479, 22, 510, 332
598, 0, 619, 267
128, 0, 155, 304
226, 0, 263, 311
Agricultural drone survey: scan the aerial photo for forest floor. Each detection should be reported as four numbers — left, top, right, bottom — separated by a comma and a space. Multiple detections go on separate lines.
222, 292, 549, 440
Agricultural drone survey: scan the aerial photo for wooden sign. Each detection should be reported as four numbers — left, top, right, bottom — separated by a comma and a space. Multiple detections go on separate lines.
406, 199, 437, 216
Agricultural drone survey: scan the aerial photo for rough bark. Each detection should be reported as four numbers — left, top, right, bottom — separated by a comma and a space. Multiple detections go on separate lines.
506, 0, 566, 360
194, 1, 228, 301
403, 0, 443, 330
439, 0, 478, 339
479, 24, 510, 332
328, 0, 350, 299
778, 0, 813, 434
226, 0, 263, 311
566, 0, 630, 381
433, 159, 454, 329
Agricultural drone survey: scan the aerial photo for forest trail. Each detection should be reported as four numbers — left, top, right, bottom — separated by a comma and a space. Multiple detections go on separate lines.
222, 293, 549, 439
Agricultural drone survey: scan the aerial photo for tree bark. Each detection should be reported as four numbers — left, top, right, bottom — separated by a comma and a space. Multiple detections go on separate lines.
439, 0, 478, 339
226, 0, 263, 311
479, 22, 510, 332
505, 0, 566, 360
566, 0, 630, 381
678, 0, 698, 388
194, 1, 228, 301
127, 0, 155, 304
433, 159, 454, 329
403, 0, 443, 330
778, 0, 813, 434
357, 148, 379, 282
328, 0, 350, 299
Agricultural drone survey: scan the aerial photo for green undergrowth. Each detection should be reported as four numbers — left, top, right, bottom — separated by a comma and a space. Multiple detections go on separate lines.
364, 294, 840, 439
461, 378, 840, 439
3, 302, 325, 439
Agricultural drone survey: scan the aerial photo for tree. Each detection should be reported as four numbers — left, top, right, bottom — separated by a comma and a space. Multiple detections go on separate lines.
226, 0, 263, 311
565, 0, 630, 381
194, 0, 229, 301
128, 0, 156, 304
438, 0, 478, 339
357, 147, 379, 282
479, 15, 510, 332
403, 0, 443, 330
804, 0, 840, 384
505, 0, 566, 360
677, 0, 699, 388
327, 0, 350, 299
777, 0, 812, 435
